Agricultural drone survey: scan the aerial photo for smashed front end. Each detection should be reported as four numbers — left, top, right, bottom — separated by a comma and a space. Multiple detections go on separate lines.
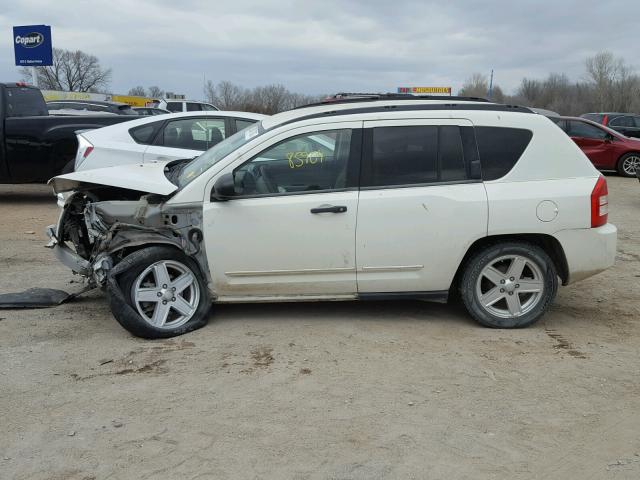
46, 187, 207, 288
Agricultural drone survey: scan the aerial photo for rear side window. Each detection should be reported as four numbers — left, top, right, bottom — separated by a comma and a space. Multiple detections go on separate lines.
186, 102, 202, 111
609, 115, 634, 127
166, 102, 182, 112
366, 125, 479, 187
129, 121, 162, 144
235, 119, 256, 131
475, 127, 533, 181
6, 87, 48, 117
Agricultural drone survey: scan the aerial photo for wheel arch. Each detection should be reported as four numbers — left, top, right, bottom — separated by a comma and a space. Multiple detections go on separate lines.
449, 233, 569, 298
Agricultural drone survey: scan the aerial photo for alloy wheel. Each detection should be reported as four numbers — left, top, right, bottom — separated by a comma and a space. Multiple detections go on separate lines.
131, 260, 200, 329
475, 254, 545, 318
622, 155, 640, 176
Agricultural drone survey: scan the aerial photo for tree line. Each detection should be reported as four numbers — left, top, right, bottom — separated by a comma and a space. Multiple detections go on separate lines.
23, 48, 640, 116
459, 51, 640, 115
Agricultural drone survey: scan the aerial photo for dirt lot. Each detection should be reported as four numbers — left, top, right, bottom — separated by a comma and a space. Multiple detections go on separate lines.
1, 176, 639, 480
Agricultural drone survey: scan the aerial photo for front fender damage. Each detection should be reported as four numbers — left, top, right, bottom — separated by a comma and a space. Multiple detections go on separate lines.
48, 190, 210, 290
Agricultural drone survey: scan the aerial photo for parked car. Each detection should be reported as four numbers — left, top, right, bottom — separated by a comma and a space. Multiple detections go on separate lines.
155, 99, 219, 113
73, 111, 266, 171
47, 100, 139, 116
0, 83, 140, 183
48, 94, 616, 338
553, 116, 640, 176
581, 112, 640, 138
132, 107, 170, 116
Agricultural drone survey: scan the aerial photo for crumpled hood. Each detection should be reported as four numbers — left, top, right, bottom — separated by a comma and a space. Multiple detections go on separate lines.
49, 162, 179, 195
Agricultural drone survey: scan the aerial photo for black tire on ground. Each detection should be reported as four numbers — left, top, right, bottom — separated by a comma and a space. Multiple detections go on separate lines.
108, 246, 211, 339
460, 242, 558, 328
617, 152, 640, 177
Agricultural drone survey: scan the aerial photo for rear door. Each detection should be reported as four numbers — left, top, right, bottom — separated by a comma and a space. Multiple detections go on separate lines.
143, 116, 228, 162
566, 120, 613, 167
356, 119, 487, 294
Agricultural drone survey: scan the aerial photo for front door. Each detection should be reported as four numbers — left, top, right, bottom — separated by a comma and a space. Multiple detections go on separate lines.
356, 119, 488, 293
202, 124, 361, 299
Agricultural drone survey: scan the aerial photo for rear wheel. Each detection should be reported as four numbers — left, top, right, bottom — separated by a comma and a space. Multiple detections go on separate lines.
460, 242, 558, 328
617, 152, 640, 177
109, 247, 210, 338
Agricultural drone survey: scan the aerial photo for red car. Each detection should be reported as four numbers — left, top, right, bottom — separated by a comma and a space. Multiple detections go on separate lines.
554, 116, 640, 177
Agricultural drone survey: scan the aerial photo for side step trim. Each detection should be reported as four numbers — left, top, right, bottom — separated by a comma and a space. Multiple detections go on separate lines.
357, 290, 449, 303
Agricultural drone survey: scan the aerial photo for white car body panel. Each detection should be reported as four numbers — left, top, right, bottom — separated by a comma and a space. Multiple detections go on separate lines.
50, 162, 177, 195
204, 191, 359, 298
77, 111, 266, 171
357, 183, 488, 292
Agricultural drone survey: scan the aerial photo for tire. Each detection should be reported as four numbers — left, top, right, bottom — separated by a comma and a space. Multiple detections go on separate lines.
460, 242, 558, 328
617, 152, 640, 177
108, 246, 211, 338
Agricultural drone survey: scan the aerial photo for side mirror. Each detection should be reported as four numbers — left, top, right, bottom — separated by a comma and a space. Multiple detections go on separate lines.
211, 173, 236, 201
605, 133, 615, 143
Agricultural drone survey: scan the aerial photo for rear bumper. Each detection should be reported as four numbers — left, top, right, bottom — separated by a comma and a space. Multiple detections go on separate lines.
553, 223, 617, 284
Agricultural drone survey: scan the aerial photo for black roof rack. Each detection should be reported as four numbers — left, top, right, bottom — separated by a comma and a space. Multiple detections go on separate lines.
296, 92, 490, 109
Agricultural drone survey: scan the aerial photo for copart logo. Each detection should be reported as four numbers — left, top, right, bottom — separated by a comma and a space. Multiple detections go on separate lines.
15, 32, 44, 48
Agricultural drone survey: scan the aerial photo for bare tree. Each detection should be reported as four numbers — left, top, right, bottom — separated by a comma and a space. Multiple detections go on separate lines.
458, 73, 489, 98
148, 86, 164, 98
204, 80, 323, 114
22, 48, 111, 92
128, 86, 146, 96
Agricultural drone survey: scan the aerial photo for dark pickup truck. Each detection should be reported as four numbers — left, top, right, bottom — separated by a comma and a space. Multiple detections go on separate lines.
0, 83, 136, 183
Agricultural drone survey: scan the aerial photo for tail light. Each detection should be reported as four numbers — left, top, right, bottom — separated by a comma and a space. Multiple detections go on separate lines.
590, 175, 608, 227
74, 135, 94, 170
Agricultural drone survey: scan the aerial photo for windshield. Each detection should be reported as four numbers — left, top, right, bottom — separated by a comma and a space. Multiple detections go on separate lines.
177, 121, 265, 187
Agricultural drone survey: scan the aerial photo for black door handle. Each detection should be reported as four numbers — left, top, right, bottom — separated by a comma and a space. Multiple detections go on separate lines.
310, 205, 347, 214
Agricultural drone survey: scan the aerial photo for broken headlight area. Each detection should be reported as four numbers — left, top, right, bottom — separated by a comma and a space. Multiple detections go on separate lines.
47, 186, 206, 288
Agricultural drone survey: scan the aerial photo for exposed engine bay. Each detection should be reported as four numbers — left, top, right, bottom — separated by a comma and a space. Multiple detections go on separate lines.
47, 186, 208, 288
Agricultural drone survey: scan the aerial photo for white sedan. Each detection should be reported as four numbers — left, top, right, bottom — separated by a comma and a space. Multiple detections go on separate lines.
74, 111, 266, 171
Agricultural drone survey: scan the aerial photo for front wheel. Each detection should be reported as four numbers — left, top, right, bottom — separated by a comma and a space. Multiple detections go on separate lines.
460, 242, 558, 328
108, 247, 211, 338
617, 152, 640, 177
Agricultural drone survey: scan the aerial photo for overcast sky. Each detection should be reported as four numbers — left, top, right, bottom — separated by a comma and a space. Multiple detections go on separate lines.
2, 0, 639, 100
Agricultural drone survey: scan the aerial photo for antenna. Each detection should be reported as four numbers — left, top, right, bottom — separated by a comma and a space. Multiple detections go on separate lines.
488, 69, 494, 100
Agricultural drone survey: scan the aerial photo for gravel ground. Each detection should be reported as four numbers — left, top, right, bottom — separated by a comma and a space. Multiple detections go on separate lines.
0, 176, 639, 480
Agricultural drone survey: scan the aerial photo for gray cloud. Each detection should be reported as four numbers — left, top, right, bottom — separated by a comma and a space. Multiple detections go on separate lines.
1, 0, 638, 99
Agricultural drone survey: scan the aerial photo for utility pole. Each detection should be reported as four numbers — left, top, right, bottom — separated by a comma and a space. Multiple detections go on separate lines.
30, 66, 38, 88
487, 69, 494, 100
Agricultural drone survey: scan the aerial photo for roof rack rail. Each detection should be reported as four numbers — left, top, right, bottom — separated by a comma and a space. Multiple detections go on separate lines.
296, 92, 490, 109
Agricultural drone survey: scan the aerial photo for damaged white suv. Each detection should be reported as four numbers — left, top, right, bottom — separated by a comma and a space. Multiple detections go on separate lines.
48, 94, 617, 338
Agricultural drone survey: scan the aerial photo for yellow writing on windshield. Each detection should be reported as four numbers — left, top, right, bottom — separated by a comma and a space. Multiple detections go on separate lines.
287, 151, 324, 168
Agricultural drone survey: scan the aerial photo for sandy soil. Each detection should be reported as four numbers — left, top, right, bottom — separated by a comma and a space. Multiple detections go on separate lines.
0, 176, 639, 480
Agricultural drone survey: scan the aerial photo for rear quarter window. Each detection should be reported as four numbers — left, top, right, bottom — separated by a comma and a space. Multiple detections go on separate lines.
129, 121, 163, 144
6, 87, 48, 117
475, 127, 533, 181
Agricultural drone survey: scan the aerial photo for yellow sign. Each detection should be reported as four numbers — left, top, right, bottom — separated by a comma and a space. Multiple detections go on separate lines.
397, 87, 452, 95
111, 94, 159, 107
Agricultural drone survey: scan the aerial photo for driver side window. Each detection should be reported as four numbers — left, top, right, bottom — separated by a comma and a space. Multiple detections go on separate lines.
233, 129, 352, 196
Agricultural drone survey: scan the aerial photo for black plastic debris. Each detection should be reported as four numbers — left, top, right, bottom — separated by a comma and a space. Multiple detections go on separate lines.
0, 287, 91, 308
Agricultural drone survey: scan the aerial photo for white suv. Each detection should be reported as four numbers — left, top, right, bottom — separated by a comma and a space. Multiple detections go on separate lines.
48, 95, 617, 338
156, 99, 219, 113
